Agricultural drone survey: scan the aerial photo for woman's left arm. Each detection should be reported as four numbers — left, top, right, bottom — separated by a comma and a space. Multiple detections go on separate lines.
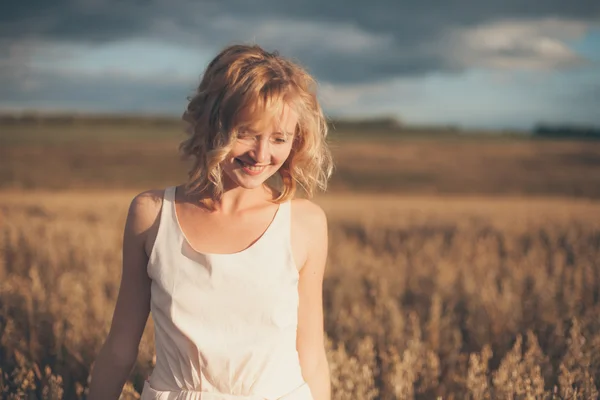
296, 203, 331, 400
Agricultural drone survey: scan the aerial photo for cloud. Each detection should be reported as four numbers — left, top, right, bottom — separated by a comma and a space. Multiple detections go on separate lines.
1, 0, 599, 128
1, 68, 191, 114
219, 17, 394, 56
444, 18, 590, 70
2, 1, 598, 84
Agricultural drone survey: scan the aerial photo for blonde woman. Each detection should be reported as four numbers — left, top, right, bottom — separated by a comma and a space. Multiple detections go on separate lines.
88, 44, 333, 400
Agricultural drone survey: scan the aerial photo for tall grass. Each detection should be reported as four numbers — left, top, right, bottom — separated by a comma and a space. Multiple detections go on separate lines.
1, 192, 599, 399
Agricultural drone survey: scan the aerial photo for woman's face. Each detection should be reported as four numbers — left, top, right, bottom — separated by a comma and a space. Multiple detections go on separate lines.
222, 103, 298, 190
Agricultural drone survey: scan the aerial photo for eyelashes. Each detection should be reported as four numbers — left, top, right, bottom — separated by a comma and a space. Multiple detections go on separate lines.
236, 131, 289, 144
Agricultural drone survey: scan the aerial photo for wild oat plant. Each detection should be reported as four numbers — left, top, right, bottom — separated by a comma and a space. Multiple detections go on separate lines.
1, 193, 599, 399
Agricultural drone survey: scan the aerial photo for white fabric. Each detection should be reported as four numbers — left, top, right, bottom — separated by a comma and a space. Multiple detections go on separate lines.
141, 186, 312, 400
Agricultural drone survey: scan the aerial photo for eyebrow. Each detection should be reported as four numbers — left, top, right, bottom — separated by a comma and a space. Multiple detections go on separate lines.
242, 128, 292, 137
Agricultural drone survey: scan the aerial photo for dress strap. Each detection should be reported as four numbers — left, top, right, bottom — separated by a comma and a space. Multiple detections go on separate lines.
147, 186, 176, 271
164, 186, 176, 205
161, 186, 177, 233
273, 200, 296, 270
270, 200, 291, 236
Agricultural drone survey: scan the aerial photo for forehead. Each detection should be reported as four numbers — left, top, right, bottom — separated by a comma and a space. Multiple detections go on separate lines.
238, 101, 299, 135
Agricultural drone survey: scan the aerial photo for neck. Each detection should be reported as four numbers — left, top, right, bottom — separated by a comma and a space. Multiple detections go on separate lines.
220, 184, 273, 214
191, 182, 275, 214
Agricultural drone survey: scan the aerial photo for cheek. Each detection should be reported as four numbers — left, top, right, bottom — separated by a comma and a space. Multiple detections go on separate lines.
229, 141, 250, 158
273, 144, 294, 165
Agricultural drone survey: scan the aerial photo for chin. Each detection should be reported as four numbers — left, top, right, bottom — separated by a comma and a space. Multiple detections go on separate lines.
237, 179, 267, 190
226, 170, 274, 190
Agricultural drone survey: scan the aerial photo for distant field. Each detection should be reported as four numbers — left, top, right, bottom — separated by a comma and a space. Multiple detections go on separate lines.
2, 122, 600, 198
2, 191, 599, 398
2, 118, 600, 398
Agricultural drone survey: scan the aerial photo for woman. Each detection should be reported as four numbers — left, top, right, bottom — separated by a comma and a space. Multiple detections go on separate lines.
88, 44, 333, 400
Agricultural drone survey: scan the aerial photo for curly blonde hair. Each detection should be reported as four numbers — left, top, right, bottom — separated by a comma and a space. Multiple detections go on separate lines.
179, 43, 333, 203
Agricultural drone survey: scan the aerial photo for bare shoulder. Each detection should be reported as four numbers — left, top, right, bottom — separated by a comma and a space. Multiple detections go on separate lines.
125, 189, 165, 259
290, 198, 328, 236
290, 199, 328, 271
127, 189, 165, 234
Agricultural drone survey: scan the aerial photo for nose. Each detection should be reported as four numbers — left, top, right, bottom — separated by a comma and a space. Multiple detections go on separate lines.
251, 137, 270, 164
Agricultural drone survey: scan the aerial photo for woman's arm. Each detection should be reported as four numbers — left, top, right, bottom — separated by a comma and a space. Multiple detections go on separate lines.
88, 191, 162, 399
295, 201, 331, 400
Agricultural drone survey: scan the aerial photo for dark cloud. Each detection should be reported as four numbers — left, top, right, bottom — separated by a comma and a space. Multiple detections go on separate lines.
3, 1, 598, 40
0, 0, 151, 42
1, 0, 599, 85
1, 70, 191, 114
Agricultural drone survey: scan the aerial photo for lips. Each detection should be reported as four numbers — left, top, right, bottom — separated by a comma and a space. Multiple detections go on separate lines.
235, 158, 267, 176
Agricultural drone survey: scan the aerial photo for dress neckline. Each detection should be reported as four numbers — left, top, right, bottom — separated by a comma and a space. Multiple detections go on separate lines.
170, 186, 285, 257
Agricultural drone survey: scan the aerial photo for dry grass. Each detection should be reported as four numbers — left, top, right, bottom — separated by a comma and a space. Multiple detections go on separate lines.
3, 123, 600, 198
1, 191, 599, 399
2, 121, 600, 398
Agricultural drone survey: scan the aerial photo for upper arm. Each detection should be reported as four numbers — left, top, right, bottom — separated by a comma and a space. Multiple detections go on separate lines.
104, 190, 163, 362
295, 200, 329, 375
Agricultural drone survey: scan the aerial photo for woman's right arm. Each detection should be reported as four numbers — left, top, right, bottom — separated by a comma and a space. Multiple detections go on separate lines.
88, 191, 162, 399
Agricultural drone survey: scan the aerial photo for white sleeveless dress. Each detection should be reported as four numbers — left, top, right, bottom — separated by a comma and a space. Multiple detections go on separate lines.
140, 186, 313, 400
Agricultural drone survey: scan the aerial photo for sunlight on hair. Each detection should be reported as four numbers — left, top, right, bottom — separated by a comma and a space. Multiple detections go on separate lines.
179, 43, 333, 205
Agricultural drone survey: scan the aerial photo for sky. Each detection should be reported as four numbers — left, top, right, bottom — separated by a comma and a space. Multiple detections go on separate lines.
1, 1, 599, 130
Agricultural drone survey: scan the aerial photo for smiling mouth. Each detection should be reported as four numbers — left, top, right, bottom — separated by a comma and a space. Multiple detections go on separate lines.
235, 158, 268, 174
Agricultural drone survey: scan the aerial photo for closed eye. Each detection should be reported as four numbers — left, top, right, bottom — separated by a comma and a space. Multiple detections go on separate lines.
236, 130, 256, 140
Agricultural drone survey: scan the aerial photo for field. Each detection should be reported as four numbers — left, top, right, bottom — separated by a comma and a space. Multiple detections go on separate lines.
1, 119, 600, 399
2, 120, 600, 198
